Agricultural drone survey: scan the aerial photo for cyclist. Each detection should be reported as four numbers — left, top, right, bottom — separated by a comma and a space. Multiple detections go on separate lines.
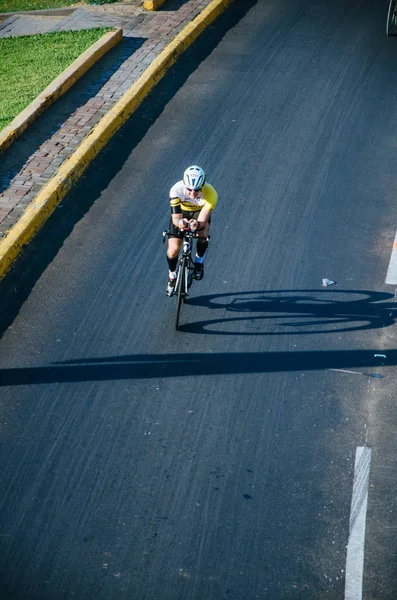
166, 165, 218, 296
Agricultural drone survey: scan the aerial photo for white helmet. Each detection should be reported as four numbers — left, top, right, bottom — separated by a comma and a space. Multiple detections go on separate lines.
183, 165, 206, 190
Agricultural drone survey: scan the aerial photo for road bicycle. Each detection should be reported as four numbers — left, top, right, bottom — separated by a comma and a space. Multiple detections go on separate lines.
387, 0, 397, 35
163, 227, 199, 330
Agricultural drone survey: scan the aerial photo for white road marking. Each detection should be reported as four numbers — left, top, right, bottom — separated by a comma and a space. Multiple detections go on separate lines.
345, 446, 372, 600
329, 369, 363, 376
385, 231, 397, 284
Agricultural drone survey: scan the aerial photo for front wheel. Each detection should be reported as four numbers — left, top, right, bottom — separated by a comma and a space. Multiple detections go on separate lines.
184, 256, 194, 300
175, 256, 186, 330
387, 0, 397, 35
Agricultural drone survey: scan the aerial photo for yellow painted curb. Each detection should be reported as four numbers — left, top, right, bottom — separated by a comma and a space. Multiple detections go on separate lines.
143, 0, 165, 10
0, 29, 123, 155
0, 0, 232, 280
143, 0, 166, 10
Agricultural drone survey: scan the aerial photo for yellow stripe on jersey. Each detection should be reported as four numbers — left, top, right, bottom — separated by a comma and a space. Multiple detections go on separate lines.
178, 201, 200, 211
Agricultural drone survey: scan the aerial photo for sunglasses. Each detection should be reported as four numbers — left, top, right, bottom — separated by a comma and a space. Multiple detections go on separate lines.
186, 187, 202, 192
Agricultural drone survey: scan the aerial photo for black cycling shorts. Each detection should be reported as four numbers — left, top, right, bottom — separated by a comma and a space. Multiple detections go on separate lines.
168, 210, 211, 239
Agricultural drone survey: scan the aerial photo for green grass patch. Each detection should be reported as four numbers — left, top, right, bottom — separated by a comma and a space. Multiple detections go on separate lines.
0, 28, 112, 131
0, 0, 82, 11
0, 0, 137, 13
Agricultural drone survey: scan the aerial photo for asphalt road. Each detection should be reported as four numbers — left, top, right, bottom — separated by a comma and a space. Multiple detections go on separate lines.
1, 0, 397, 598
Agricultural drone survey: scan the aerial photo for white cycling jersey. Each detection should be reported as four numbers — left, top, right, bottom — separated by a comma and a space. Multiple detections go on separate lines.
169, 180, 218, 213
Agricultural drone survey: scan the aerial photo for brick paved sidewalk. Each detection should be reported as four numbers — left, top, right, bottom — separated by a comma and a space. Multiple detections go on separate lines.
0, 0, 213, 237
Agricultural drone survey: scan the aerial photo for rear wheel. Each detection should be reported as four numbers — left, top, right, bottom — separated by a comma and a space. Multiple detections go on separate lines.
387, 0, 397, 36
175, 256, 186, 330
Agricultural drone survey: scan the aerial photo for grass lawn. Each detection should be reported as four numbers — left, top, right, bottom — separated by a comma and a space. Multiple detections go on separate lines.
0, 0, 138, 12
0, 28, 112, 130
0, 0, 84, 11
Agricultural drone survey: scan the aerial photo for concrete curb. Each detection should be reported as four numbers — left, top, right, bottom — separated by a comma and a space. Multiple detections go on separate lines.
0, 0, 232, 280
0, 28, 123, 155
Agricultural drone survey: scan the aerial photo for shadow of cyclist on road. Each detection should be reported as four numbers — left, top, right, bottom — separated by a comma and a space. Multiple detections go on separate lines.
179, 288, 397, 335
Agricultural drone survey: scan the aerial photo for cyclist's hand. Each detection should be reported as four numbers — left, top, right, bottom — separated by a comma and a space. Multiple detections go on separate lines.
188, 219, 199, 231
178, 218, 189, 230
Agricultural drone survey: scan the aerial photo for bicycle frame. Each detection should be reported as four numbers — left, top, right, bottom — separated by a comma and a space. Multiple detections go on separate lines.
175, 233, 195, 293
163, 228, 198, 329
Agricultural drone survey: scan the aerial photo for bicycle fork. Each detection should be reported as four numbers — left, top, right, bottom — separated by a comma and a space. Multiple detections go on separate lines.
180, 241, 193, 295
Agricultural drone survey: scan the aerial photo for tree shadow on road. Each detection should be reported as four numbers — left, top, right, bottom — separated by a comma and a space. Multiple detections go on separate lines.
0, 346, 393, 387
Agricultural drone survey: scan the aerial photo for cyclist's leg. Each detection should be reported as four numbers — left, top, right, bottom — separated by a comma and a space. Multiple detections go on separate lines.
194, 212, 211, 280
167, 237, 182, 271
166, 217, 183, 296
197, 220, 210, 255
167, 216, 183, 266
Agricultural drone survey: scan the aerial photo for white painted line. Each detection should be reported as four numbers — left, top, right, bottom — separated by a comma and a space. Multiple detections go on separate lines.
345, 446, 372, 600
385, 230, 397, 284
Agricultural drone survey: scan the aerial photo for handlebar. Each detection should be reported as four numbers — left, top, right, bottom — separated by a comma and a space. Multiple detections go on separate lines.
162, 228, 200, 243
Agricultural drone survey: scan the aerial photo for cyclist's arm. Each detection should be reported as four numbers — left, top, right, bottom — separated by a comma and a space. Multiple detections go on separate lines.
199, 184, 217, 226
173, 214, 184, 227
197, 206, 212, 226
170, 197, 190, 229
196, 184, 218, 228
170, 197, 183, 227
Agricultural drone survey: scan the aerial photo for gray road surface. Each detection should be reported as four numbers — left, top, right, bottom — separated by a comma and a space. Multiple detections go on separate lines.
1, 0, 397, 598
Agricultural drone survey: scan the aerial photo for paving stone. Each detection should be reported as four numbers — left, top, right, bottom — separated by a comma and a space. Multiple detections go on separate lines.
0, 14, 62, 37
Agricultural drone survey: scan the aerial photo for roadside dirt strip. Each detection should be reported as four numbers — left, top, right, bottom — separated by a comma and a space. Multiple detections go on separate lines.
0, 0, 232, 281
0, 29, 122, 154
